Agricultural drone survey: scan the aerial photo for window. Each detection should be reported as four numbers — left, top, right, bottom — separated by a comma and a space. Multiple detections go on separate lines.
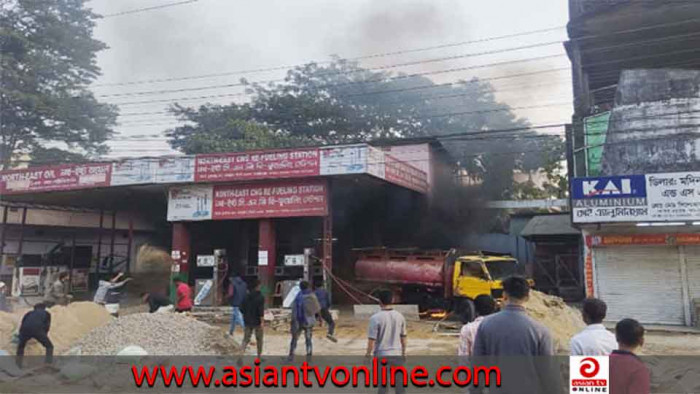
460, 261, 487, 280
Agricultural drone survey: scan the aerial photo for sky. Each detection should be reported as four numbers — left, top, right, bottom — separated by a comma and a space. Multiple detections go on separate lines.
86, 0, 572, 158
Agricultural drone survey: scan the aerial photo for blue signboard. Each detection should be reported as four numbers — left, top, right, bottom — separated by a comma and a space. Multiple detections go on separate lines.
571, 175, 647, 199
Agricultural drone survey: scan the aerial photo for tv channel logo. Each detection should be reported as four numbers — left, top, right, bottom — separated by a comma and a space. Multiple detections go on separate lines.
570, 356, 609, 393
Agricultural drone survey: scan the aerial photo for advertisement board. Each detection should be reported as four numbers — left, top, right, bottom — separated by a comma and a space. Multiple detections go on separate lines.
384, 154, 429, 193
166, 185, 213, 221
156, 157, 195, 183
319, 145, 367, 175
572, 171, 700, 223
195, 148, 320, 182
212, 179, 328, 219
0, 163, 112, 194
111, 159, 157, 186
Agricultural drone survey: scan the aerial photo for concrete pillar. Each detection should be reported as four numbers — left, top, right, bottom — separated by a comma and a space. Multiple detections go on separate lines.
172, 222, 191, 277
258, 219, 276, 305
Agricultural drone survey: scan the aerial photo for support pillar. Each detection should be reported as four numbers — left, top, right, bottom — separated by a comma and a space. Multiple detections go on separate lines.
258, 219, 276, 306
172, 222, 191, 276
17, 207, 27, 256
94, 210, 104, 289
126, 214, 134, 274
109, 211, 116, 275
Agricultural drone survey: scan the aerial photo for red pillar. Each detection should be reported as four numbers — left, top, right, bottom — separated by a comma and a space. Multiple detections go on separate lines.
258, 219, 276, 306
172, 222, 191, 278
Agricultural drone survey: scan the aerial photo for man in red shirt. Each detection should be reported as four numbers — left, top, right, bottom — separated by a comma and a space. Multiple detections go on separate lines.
173, 276, 193, 312
610, 318, 650, 394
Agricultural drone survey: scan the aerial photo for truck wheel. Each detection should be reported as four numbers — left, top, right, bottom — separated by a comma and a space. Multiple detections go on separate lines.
455, 298, 475, 323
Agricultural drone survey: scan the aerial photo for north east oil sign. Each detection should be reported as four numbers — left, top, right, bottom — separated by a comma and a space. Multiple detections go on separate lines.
572, 171, 700, 223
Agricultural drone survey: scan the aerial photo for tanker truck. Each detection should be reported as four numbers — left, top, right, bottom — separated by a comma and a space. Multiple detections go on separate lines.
354, 248, 529, 321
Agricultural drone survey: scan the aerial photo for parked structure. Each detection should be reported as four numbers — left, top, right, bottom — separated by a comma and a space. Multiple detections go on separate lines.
0, 142, 454, 305
566, 1, 700, 326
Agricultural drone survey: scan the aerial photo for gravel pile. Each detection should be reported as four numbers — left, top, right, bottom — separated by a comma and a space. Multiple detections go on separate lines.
74, 312, 238, 355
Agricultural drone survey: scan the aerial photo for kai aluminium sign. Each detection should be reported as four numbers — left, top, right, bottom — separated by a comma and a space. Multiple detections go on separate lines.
572, 171, 700, 223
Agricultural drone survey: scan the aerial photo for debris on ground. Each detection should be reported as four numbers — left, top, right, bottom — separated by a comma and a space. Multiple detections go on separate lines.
74, 312, 238, 355
525, 291, 585, 353
0, 302, 112, 356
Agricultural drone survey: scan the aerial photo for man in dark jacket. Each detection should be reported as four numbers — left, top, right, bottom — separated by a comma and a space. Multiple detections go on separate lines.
141, 292, 173, 313
240, 279, 265, 358
314, 281, 337, 342
288, 281, 321, 361
16, 303, 53, 368
228, 274, 247, 337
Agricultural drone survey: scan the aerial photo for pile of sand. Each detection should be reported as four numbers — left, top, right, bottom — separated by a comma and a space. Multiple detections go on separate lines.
0, 302, 112, 355
525, 291, 585, 353
75, 312, 238, 355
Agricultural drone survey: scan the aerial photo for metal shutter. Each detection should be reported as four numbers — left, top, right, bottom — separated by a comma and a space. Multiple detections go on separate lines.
594, 246, 684, 325
684, 246, 700, 303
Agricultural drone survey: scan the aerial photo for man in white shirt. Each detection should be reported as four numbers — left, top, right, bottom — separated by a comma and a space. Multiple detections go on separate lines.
458, 294, 496, 356
570, 298, 617, 356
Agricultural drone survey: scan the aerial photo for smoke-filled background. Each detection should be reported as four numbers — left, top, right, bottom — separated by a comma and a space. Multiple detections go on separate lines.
87, 0, 571, 158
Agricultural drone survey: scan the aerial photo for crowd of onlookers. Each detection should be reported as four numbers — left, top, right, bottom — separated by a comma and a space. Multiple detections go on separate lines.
12, 272, 650, 393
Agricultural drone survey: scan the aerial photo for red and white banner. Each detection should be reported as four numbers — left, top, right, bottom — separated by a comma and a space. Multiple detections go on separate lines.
0, 163, 112, 194
587, 233, 700, 246
384, 154, 429, 193
213, 179, 328, 219
195, 149, 320, 182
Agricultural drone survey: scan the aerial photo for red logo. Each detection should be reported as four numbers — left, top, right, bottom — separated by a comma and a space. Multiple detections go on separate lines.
579, 357, 600, 378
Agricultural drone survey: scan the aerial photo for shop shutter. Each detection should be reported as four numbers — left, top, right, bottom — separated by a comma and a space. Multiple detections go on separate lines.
683, 246, 700, 303
594, 246, 684, 325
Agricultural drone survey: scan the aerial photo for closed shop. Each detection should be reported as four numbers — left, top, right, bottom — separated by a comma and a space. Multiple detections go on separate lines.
683, 246, 700, 305
594, 246, 685, 325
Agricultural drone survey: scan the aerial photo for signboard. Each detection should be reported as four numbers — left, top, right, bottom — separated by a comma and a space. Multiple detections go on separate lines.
587, 233, 700, 246
212, 179, 328, 219
583, 112, 611, 176
320, 145, 367, 175
284, 254, 305, 266
384, 154, 429, 193
0, 163, 111, 194
196, 255, 215, 267
572, 171, 700, 223
195, 148, 320, 182
167, 185, 213, 221
258, 251, 269, 266
156, 157, 195, 183
111, 159, 156, 186
366, 146, 386, 179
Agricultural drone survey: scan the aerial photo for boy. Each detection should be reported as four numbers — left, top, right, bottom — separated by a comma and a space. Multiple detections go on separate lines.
570, 298, 617, 356
610, 318, 650, 394
16, 303, 53, 368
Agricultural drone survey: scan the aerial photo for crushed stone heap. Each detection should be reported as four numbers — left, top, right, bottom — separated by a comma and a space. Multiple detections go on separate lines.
74, 312, 238, 355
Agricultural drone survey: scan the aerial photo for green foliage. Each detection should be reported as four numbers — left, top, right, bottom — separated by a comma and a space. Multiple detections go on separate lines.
167, 58, 564, 198
0, 0, 117, 168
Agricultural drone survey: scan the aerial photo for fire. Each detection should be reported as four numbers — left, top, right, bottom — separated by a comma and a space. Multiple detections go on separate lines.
429, 310, 447, 319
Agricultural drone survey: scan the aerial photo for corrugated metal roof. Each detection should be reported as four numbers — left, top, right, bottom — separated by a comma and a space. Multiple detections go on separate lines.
521, 214, 580, 237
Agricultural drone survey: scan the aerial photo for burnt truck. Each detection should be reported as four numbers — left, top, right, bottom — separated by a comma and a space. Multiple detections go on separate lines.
354, 248, 529, 321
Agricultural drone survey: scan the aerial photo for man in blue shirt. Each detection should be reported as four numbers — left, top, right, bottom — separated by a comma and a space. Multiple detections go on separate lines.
314, 280, 337, 342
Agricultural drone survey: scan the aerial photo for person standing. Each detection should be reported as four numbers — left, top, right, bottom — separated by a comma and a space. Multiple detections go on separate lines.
314, 280, 337, 343
473, 276, 555, 393
16, 303, 53, 368
288, 281, 321, 361
228, 273, 247, 337
0, 282, 9, 312
570, 298, 617, 356
141, 292, 173, 313
610, 318, 650, 394
173, 276, 193, 313
93, 273, 131, 304
366, 290, 407, 394
240, 279, 265, 359
458, 294, 496, 356
44, 272, 70, 307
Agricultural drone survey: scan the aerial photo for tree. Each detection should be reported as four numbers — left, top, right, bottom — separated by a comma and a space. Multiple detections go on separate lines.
0, 0, 117, 168
167, 58, 564, 198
